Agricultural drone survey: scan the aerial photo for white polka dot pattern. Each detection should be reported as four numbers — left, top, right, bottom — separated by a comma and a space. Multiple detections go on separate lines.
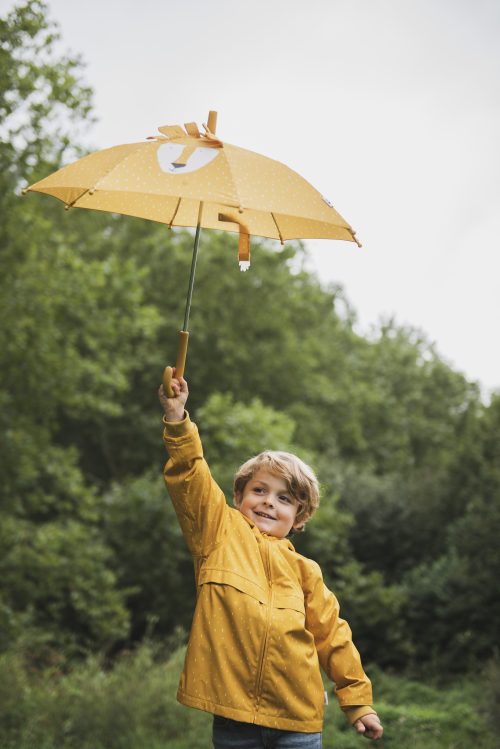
26, 121, 360, 246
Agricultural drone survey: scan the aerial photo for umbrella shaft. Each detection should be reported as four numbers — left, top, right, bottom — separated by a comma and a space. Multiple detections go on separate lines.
183, 202, 203, 331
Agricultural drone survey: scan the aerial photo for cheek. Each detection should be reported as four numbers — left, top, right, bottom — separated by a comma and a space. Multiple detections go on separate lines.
281, 505, 295, 522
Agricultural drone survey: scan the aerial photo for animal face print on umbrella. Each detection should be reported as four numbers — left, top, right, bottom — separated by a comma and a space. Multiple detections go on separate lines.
157, 142, 220, 174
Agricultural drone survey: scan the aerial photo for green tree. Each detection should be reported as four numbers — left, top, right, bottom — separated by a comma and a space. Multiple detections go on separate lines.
0, 514, 129, 659
198, 391, 302, 495
406, 394, 500, 671
332, 322, 481, 577
0, 0, 93, 180
0, 0, 149, 656
102, 471, 193, 643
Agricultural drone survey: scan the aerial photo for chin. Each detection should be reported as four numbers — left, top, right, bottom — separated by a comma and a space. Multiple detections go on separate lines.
256, 519, 273, 529
257, 521, 276, 533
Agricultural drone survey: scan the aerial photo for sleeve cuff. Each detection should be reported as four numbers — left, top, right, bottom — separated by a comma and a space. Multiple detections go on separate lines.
162, 410, 192, 438
341, 706, 377, 725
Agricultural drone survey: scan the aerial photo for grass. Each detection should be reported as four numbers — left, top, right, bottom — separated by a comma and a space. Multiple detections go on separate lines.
0, 645, 496, 749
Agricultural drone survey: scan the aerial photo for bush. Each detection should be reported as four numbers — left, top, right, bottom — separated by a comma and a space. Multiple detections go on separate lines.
479, 654, 500, 734
361, 667, 496, 749
0, 644, 211, 749
0, 646, 497, 749
0, 651, 30, 746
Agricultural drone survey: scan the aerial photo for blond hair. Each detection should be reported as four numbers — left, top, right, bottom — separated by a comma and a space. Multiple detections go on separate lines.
233, 451, 320, 532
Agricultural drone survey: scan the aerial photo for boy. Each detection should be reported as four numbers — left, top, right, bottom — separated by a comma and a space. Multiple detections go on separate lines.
160, 373, 383, 747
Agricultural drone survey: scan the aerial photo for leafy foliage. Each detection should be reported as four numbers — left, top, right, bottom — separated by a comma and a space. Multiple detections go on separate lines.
1, 0, 500, 692
198, 391, 300, 496
0, 645, 497, 749
102, 472, 194, 643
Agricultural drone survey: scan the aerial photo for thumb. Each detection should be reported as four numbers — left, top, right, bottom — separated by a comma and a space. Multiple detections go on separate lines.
354, 719, 366, 734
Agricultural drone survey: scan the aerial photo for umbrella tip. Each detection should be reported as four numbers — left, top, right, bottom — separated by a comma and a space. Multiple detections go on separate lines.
207, 110, 217, 134
352, 231, 362, 248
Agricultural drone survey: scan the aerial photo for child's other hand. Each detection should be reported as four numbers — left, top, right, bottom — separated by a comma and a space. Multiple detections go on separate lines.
159, 369, 188, 422
354, 714, 384, 740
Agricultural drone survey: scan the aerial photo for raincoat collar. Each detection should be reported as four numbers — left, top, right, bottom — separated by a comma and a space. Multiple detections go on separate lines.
239, 510, 296, 549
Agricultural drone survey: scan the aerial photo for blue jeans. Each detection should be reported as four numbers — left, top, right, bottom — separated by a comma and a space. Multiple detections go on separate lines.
212, 715, 322, 748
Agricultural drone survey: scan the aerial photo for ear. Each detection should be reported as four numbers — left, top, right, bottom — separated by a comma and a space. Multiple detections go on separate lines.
292, 508, 306, 532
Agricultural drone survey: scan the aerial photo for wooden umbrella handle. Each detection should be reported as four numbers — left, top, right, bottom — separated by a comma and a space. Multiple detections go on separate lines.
162, 330, 189, 398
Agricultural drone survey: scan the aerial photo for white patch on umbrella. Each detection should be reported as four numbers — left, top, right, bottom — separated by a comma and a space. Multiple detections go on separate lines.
156, 143, 219, 174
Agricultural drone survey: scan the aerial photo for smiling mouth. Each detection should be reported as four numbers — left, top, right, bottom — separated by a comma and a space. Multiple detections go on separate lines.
254, 511, 276, 521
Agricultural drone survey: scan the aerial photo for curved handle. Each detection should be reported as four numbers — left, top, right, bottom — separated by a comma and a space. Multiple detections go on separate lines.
162, 365, 174, 398
162, 331, 190, 398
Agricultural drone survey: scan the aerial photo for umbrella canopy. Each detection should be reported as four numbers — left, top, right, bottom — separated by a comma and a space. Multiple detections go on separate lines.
23, 111, 361, 394
25, 112, 360, 250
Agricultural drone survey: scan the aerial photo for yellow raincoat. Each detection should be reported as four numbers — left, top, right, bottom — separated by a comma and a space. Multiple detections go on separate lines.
163, 414, 375, 733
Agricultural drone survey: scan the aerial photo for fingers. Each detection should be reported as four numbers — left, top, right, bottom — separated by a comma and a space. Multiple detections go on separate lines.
354, 720, 366, 735
172, 368, 189, 394
371, 721, 384, 740
158, 371, 188, 401
368, 715, 383, 739
159, 381, 181, 399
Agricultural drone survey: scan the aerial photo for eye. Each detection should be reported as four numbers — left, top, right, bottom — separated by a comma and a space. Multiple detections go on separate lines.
253, 486, 264, 494
279, 495, 292, 503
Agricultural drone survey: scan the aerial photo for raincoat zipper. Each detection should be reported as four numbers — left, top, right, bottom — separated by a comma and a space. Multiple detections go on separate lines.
255, 538, 273, 710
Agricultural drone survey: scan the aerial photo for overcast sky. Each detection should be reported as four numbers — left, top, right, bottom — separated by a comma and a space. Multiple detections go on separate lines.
3, 0, 499, 393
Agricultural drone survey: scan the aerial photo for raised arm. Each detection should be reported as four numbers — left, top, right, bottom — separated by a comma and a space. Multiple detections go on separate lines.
159, 374, 228, 559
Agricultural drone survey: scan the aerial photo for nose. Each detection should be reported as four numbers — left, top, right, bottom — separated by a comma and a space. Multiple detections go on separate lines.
263, 494, 276, 507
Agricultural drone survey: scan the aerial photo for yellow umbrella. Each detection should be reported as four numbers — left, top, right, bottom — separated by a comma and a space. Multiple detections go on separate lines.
23, 111, 361, 394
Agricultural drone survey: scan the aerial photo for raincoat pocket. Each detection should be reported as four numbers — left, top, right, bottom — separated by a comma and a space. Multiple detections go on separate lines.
198, 566, 269, 604
274, 593, 306, 616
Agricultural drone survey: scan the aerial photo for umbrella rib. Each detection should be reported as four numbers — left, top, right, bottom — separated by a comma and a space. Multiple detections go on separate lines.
270, 212, 284, 244
168, 197, 182, 228
66, 187, 92, 208
221, 147, 244, 210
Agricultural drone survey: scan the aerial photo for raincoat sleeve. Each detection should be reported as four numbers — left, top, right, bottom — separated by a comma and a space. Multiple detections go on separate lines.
162, 412, 228, 558
304, 560, 376, 724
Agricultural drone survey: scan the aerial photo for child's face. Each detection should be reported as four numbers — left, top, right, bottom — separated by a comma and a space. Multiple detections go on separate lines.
235, 469, 301, 539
